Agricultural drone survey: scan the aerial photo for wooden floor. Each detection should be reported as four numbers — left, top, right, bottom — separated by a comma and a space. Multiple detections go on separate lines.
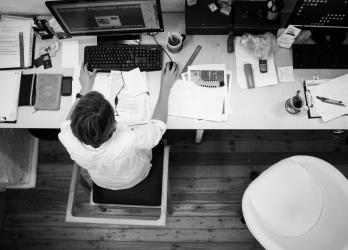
1, 130, 348, 250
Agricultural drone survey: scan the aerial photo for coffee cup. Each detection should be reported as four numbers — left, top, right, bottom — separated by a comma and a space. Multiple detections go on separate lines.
285, 91, 305, 114
167, 33, 186, 54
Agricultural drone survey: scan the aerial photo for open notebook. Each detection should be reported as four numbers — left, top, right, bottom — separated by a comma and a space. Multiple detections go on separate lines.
72, 67, 150, 125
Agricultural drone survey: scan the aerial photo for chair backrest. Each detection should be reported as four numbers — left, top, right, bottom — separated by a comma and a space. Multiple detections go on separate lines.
242, 155, 348, 250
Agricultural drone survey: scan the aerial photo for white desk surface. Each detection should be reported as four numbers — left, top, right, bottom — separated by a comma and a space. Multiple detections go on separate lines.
1, 13, 348, 130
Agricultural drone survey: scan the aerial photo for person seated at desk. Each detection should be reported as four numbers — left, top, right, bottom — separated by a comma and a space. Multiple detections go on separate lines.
58, 63, 178, 190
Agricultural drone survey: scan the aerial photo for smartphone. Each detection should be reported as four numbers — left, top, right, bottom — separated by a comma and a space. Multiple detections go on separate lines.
61, 77, 72, 96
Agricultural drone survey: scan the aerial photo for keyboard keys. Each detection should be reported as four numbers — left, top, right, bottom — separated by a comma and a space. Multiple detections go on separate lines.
84, 45, 162, 72
293, 44, 348, 69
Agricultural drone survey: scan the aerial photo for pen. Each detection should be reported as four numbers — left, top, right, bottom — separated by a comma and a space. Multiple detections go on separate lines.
316, 96, 346, 107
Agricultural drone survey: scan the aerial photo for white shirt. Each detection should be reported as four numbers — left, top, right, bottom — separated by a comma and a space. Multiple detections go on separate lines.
58, 120, 166, 190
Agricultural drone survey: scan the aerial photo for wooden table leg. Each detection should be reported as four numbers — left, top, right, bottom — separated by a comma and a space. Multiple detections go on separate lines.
195, 129, 204, 144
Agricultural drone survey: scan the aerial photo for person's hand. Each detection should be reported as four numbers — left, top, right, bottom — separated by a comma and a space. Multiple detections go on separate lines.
79, 63, 97, 95
160, 62, 178, 93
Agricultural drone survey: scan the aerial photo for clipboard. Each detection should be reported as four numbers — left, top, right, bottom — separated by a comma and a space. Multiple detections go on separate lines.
303, 79, 348, 119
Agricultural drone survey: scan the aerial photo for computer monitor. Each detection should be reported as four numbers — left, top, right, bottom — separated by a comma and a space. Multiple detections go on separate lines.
288, 0, 348, 44
46, 0, 164, 44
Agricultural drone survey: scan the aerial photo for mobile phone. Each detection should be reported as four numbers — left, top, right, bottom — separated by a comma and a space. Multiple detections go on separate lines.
61, 77, 72, 96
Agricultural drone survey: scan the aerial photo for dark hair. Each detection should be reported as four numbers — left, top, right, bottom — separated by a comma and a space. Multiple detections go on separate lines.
70, 91, 115, 148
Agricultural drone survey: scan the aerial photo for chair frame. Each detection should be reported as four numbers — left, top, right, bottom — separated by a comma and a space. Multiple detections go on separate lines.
66, 145, 170, 226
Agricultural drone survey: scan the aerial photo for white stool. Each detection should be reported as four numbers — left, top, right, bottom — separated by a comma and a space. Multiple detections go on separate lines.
242, 156, 348, 250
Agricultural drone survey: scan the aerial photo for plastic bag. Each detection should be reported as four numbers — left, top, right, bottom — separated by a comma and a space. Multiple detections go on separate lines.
240, 32, 277, 60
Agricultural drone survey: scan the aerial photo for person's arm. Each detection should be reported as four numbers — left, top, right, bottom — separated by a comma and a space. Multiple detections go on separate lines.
152, 63, 178, 123
66, 64, 97, 120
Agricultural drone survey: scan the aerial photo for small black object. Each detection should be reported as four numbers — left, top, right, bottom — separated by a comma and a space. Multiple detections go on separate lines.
259, 59, 267, 73
76, 93, 83, 99
33, 56, 43, 68
227, 33, 235, 53
61, 77, 72, 96
167, 61, 175, 70
32, 18, 54, 40
244, 63, 255, 89
42, 53, 52, 69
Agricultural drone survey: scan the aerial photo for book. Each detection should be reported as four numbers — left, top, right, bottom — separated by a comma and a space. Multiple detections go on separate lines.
34, 74, 63, 110
0, 15, 35, 69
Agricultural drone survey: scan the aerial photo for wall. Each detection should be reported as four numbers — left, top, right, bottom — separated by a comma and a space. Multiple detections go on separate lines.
0, 0, 296, 16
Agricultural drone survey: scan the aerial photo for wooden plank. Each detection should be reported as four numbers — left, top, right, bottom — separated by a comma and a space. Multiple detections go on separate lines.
2, 227, 255, 242
0, 190, 5, 240
169, 152, 348, 165
170, 178, 248, 192
5, 213, 247, 229
0, 240, 263, 250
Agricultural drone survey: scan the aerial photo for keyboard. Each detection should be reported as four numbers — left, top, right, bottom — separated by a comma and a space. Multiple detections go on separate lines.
84, 44, 163, 72
292, 44, 348, 69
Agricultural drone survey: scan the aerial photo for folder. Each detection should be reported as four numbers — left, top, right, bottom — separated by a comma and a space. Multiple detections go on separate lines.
0, 71, 22, 123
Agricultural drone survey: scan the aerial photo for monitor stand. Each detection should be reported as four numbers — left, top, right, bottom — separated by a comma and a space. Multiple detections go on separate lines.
310, 29, 346, 45
97, 34, 141, 46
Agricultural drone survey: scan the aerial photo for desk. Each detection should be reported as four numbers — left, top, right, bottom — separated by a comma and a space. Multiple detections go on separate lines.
1, 13, 348, 132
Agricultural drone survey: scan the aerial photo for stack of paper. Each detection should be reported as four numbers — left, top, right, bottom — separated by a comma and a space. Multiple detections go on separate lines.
72, 67, 150, 125
306, 73, 348, 122
234, 36, 278, 89
169, 64, 232, 122
0, 16, 34, 69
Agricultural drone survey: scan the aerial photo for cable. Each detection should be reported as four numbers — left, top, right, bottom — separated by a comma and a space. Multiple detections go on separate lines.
147, 32, 173, 62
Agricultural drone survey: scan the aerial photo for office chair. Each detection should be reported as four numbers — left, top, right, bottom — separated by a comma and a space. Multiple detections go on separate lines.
242, 156, 348, 250
66, 144, 171, 226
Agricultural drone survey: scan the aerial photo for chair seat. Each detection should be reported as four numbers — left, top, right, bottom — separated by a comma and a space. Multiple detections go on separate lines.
92, 144, 164, 206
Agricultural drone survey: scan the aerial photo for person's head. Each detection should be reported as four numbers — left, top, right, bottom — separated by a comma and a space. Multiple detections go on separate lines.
70, 91, 115, 148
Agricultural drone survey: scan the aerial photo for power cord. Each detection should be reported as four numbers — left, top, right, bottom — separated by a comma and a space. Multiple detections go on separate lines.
147, 32, 173, 62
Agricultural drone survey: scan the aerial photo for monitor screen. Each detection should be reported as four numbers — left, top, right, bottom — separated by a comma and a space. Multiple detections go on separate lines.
46, 0, 164, 37
289, 0, 348, 29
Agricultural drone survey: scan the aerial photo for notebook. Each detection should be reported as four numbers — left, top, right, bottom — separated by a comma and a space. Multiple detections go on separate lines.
34, 74, 62, 110
0, 71, 22, 123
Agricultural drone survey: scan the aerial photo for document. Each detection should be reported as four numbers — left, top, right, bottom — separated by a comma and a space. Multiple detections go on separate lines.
306, 73, 348, 122
0, 17, 34, 68
61, 40, 80, 68
72, 67, 150, 125
235, 36, 278, 89
122, 68, 148, 96
169, 80, 227, 122
0, 71, 21, 122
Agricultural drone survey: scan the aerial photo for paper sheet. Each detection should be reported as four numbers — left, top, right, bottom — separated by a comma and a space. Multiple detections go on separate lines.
0, 71, 21, 122
122, 68, 148, 96
169, 80, 226, 122
61, 40, 79, 68
235, 36, 278, 89
307, 73, 348, 122
71, 67, 149, 125
277, 66, 294, 82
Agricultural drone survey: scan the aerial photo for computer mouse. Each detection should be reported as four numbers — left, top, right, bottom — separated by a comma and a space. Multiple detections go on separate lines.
227, 34, 235, 53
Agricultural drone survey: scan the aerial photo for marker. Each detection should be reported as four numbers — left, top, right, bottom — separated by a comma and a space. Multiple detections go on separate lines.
316, 96, 346, 107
